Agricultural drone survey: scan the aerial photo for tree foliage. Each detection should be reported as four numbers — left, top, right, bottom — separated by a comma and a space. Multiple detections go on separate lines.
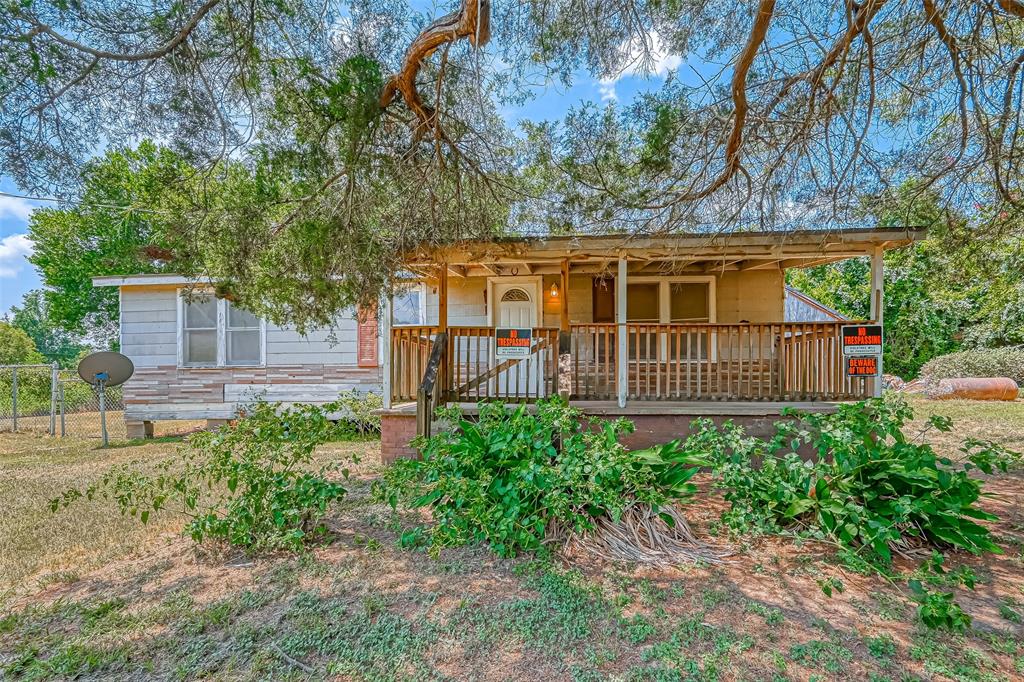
788, 183, 1024, 377
7, 290, 89, 366
26, 142, 188, 337
52, 401, 356, 552
0, 323, 44, 365
2, 0, 1024, 323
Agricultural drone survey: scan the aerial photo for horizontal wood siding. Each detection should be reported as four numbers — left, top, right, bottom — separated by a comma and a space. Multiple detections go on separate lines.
123, 365, 383, 421
120, 288, 178, 367
118, 286, 382, 420
265, 319, 360, 365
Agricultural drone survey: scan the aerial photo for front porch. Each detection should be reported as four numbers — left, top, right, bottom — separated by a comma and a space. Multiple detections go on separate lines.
377, 228, 923, 459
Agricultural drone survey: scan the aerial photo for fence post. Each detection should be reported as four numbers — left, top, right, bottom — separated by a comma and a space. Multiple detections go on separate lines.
10, 366, 17, 432
59, 383, 66, 437
49, 362, 59, 435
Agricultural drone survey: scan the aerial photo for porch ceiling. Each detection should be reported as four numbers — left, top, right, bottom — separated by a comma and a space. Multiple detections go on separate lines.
403, 226, 926, 278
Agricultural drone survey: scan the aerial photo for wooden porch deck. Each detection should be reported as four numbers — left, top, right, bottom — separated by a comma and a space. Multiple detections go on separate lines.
383, 399, 843, 416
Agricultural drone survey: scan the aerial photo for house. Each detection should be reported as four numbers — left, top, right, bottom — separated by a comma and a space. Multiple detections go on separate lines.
784, 286, 848, 322
91, 274, 384, 439
94, 227, 922, 451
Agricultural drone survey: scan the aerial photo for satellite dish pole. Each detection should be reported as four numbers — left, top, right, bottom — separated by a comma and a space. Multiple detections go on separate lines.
77, 351, 135, 448
96, 371, 109, 447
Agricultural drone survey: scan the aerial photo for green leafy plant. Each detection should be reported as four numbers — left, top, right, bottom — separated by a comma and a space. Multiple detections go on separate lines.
52, 402, 354, 552
909, 580, 972, 631
374, 398, 705, 558
689, 397, 1009, 566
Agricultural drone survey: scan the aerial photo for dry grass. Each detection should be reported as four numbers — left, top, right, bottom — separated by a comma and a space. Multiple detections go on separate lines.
1, 398, 1023, 681
0, 433, 188, 607
0, 431, 381, 609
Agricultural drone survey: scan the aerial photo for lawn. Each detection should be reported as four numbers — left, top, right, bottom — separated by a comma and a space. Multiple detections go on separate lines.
1, 398, 1024, 681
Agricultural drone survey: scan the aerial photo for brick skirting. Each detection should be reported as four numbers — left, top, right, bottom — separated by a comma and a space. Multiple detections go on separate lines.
378, 406, 828, 463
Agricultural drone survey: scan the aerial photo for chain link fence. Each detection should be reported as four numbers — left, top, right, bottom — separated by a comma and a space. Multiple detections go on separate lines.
1, 364, 126, 440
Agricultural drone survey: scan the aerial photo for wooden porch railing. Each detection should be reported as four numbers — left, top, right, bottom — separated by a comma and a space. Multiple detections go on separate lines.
390, 325, 439, 402
447, 326, 559, 402
569, 323, 617, 400
415, 333, 447, 438
390, 325, 559, 404
392, 322, 873, 405
620, 322, 870, 401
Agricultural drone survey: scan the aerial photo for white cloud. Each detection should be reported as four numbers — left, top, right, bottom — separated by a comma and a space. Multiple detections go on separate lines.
0, 195, 36, 222
598, 79, 619, 102
0, 233, 33, 278
599, 31, 683, 102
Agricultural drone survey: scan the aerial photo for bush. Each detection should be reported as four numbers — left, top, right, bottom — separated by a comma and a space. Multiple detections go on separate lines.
236, 390, 382, 435
333, 390, 383, 433
687, 397, 1014, 565
919, 346, 1024, 385
375, 398, 704, 558
53, 401, 355, 552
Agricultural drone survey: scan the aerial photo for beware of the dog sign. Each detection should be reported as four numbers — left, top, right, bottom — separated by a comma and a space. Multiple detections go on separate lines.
841, 324, 883, 356
845, 355, 881, 378
495, 328, 532, 358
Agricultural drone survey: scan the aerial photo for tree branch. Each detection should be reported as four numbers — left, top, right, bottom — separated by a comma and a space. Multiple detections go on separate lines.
997, 0, 1024, 18
379, 0, 490, 135
21, 0, 223, 62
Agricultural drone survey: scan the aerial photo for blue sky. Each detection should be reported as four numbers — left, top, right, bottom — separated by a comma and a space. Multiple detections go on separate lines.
0, 31, 685, 314
0, 178, 43, 314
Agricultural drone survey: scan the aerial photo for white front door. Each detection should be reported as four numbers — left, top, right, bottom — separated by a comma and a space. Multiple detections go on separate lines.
492, 282, 542, 396
497, 286, 536, 327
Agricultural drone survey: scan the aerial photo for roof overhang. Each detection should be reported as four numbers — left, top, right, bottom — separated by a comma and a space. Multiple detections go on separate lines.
403, 227, 926, 278
92, 274, 212, 288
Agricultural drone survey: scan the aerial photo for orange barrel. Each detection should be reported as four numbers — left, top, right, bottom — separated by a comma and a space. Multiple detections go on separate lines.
929, 377, 1020, 401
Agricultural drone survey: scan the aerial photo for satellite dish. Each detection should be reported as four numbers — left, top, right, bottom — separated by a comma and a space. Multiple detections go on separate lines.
76, 352, 134, 448
78, 351, 134, 388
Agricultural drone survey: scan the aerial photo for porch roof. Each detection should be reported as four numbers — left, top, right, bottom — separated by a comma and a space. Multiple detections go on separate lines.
404, 226, 926, 277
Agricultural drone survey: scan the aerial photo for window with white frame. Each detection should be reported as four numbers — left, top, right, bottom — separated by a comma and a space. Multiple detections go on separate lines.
226, 304, 261, 365
392, 284, 424, 326
180, 293, 265, 367
182, 294, 218, 365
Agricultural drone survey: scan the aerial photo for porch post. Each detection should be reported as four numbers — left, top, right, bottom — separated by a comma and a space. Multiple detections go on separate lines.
869, 245, 884, 398
559, 259, 570, 331
437, 263, 448, 333
558, 258, 572, 398
616, 256, 628, 408
381, 293, 393, 409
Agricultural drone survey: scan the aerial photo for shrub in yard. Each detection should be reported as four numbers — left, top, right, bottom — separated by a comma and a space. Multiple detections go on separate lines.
687, 397, 1015, 566
52, 401, 355, 552
919, 346, 1024, 385
333, 390, 383, 434
375, 398, 716, 562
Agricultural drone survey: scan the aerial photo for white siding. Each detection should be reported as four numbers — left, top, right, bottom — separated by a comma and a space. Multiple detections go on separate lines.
265, 313, 360, 365
118, 286, 364, 368
424, 276, 488, 325
120, 288, 178, 366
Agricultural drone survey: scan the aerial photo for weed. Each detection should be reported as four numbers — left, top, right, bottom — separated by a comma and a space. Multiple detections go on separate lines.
789, 638, 855, 674
620, 614, 657, 644
866, 633, 898, 661
745, 600, 784, 625
998, 600, 1022, 624
701, 587, 730, 609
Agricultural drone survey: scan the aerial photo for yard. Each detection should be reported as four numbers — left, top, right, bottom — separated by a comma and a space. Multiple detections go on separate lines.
1, 398, 1023, 681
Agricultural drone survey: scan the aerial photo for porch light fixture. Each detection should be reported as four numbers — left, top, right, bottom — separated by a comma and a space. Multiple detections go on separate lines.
550, 282, 559, 298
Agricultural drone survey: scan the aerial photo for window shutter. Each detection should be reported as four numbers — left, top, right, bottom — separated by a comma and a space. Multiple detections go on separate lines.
356, 305, 379, 367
